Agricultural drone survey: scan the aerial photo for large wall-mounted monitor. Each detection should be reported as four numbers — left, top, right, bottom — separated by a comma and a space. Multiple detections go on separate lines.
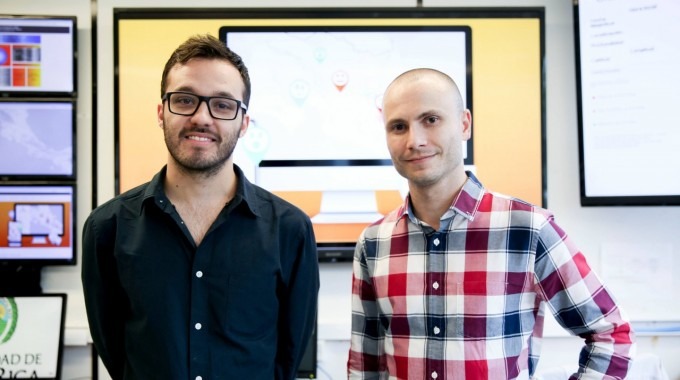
0, 15, 77, 97
114, 8, 545, 260
0, 99, 76, 179
0, 184, 76, 266
574, 0, 680, 206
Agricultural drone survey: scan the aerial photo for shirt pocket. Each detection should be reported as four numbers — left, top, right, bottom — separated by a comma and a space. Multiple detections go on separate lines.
222, 273, 278, 339
456, 281, 526, 340
115, 249, 155, 299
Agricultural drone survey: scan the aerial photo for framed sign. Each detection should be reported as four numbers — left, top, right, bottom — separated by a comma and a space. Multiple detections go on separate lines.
0, 294, 66, 379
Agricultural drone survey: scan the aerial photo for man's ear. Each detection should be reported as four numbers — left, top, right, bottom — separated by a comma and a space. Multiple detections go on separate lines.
157, 103, 164, 129
239, 114, 250, 138
461, 109, 472, 140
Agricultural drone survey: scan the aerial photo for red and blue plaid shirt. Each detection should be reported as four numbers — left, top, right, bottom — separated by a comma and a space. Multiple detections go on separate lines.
348, 173, 634, 380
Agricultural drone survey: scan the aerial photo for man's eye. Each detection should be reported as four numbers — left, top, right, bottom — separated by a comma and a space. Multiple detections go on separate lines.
214, 100, 236, 110
390, 123, 406, 132
175, 97, 195, 105
426, 116, 439, 124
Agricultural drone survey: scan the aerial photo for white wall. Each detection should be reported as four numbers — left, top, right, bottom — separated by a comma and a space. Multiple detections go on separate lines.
2, 0, 678, 379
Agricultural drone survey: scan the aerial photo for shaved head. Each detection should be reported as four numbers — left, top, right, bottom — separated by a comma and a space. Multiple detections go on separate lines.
384, 68, 465, 114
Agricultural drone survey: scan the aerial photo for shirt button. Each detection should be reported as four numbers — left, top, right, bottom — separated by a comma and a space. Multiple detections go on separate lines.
432, 281, 439, 290
196, 271, 203, 278
195, 323, 202, 330
434, 238, 440, 246
433, 326, 440, 335
431, 371, 438, 379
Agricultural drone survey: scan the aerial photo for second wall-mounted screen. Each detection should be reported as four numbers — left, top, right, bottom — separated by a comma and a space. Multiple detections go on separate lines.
221, 26, 471, 229
0, 99, 75, 179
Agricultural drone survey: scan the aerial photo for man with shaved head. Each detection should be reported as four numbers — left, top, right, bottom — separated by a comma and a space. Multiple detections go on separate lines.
348, 68, 634, 380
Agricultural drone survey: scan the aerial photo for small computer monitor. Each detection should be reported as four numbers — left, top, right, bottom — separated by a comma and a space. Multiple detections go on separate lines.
0, 99, 76, 179
296, 319, 317, 379
0, 15, 77, 96
0, 184, 75, 265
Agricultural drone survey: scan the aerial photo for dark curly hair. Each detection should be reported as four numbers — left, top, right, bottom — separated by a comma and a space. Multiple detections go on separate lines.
160, 34, 251, 107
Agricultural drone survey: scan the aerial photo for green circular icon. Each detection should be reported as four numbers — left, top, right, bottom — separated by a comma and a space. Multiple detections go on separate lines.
0, 297, 18, 344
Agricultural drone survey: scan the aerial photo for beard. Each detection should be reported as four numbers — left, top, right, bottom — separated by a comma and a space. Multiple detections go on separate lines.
163, 120, 240, 178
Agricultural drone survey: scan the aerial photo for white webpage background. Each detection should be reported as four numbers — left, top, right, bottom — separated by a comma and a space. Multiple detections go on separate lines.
580, 0, 680, 197
228, 30, 468, 168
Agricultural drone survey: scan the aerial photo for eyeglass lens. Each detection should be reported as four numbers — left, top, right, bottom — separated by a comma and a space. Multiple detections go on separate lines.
168, 93, 240, 120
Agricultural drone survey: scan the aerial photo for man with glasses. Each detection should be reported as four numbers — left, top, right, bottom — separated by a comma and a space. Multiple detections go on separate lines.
82, 34, 319, 380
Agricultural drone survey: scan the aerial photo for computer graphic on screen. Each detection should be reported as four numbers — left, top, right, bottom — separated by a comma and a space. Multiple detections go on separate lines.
0, 16, 76, 95
0, 185, 74, 264
222, 27, 472, 236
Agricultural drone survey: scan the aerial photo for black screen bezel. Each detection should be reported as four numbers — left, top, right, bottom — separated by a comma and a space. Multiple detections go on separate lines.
0, 98, 77, 180
573, 2, 680, 206
0, 14, 78, 98
0, 182, 77, 266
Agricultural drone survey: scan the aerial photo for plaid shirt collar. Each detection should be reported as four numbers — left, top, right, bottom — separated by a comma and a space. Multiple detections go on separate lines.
403, 171, 485, 225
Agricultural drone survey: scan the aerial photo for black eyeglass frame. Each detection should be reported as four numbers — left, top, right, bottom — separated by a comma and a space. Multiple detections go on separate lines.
162, 91, 248, 120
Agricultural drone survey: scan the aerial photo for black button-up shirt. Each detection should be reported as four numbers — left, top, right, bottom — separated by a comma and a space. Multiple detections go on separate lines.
82, 165, 319, 380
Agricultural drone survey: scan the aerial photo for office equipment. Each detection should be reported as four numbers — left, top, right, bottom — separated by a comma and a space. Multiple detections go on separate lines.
296, 322, 317, 379
0, 15, 77, 97
221, 26, 471, 223
0, 99, 76, 179
0, 184, 76, 265
574, 0, 680, 205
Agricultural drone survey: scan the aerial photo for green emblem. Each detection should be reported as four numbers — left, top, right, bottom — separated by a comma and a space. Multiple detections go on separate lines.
0, 297, 18, 344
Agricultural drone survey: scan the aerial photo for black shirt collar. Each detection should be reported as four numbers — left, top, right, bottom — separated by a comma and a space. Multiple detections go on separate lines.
139, 164, 261, 217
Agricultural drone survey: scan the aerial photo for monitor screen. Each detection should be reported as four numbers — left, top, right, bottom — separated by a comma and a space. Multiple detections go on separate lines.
574, 0, 680, 205
0, 184, 75, 265
0, 293, 66, 379
220, 26, 472, 249
0, 99, 75, 179
0, 15, 76, 96
114, 9, 545, 261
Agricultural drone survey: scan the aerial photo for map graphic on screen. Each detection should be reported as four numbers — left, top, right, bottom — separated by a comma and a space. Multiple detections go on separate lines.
225, 29, 470, 164
222, 27, 471, 226
0, 101, 73, 177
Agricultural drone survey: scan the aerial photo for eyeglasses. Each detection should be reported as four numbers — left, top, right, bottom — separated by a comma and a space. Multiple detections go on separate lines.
162, 91, 248, 120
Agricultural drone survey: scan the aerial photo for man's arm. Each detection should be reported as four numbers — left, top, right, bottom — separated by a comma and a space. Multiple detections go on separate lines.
347, 239, 383, 380
535, 217, 635, 380
276, 217, 320, 380
81, 214, 127, 380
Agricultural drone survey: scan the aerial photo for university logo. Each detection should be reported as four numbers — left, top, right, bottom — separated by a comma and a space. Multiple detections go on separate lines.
0, 298, 18, 344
